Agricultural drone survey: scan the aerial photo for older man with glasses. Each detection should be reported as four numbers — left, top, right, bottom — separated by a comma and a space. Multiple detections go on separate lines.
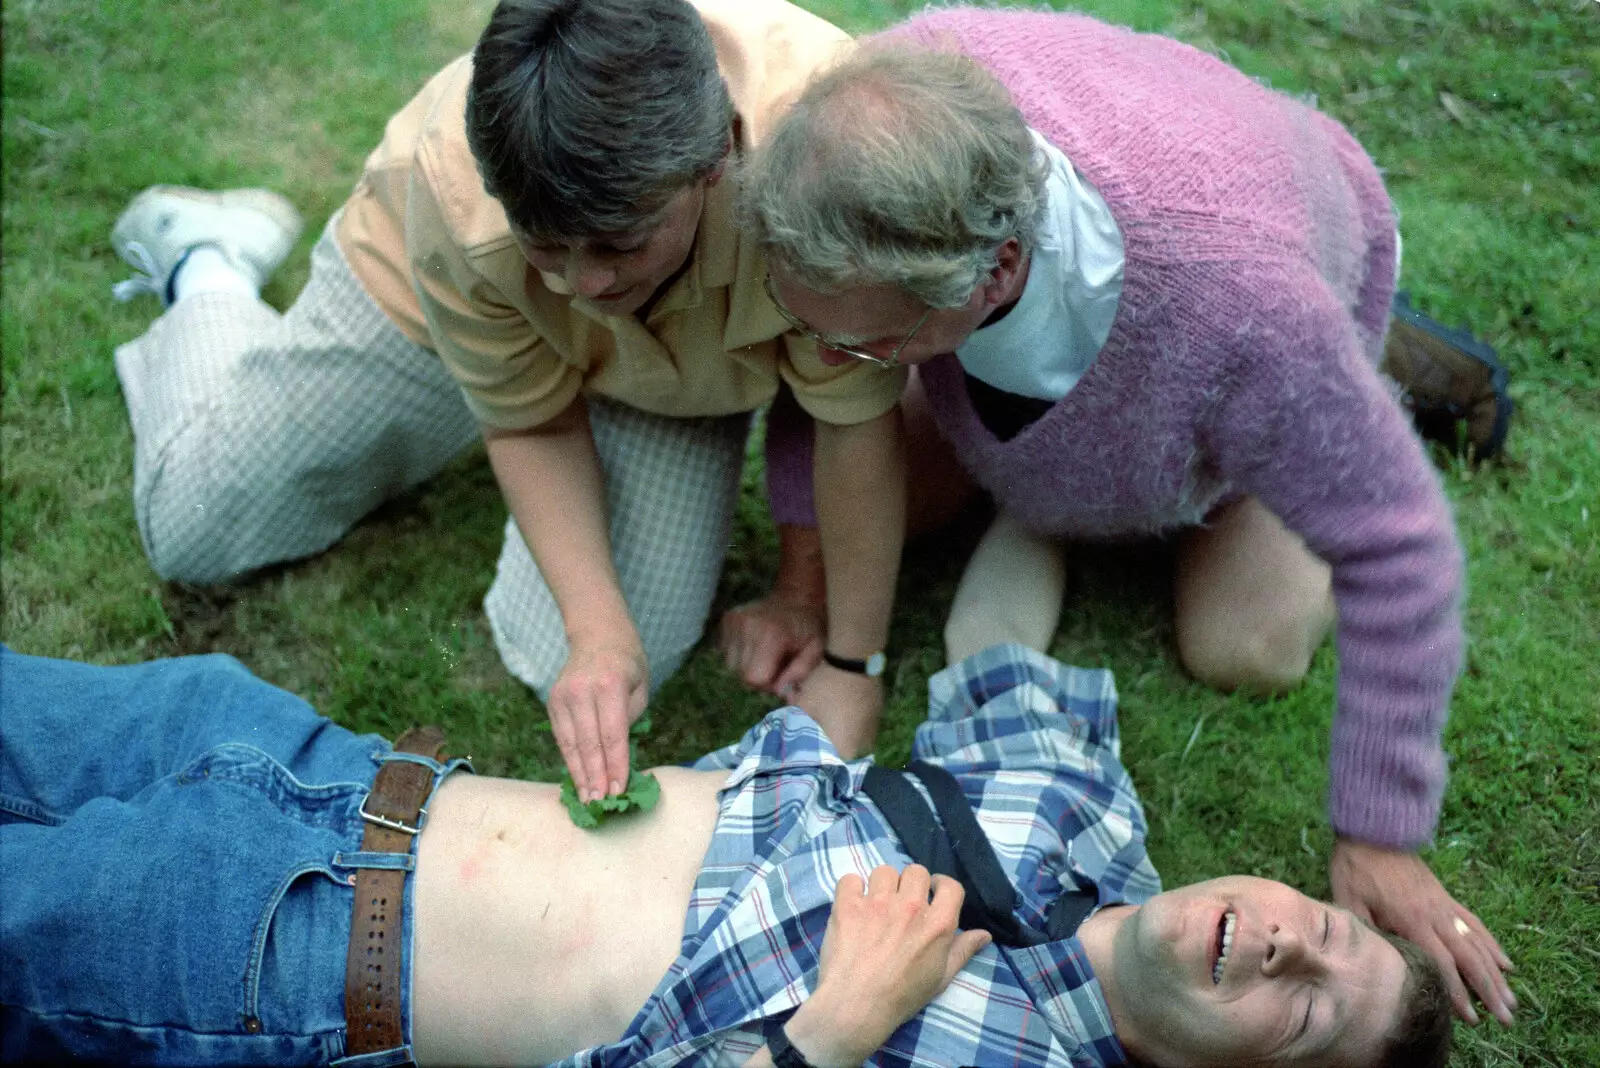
720, 3, 1517, 1031
764, 271, 933, 368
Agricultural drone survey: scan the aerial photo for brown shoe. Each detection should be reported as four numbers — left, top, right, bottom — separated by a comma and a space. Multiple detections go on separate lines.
1381, 291, 1513, 460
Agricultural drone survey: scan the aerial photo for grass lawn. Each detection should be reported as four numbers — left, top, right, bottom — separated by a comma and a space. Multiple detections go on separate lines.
3, 0, 1595, 1062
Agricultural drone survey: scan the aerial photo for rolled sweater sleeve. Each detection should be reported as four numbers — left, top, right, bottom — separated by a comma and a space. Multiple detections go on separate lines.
1207, 276, 1463, 850
763, 381, 821, 528
765, 337, 906, 529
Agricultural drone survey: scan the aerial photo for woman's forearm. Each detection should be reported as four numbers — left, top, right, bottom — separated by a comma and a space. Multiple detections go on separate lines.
483, 397, 636, 649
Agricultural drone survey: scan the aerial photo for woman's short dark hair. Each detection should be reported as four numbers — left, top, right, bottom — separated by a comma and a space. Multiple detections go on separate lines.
465, 0, 732, 239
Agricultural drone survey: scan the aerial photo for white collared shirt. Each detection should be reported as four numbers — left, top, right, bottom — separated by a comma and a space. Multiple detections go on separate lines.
956, 131, 1124, 401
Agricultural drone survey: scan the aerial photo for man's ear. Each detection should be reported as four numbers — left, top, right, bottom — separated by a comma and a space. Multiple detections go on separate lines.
980, 238, 1025, 307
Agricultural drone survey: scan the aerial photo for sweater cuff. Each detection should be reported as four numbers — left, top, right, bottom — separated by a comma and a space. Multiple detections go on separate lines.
1327, 732, 1446, 850
1328, 791, 1439, 852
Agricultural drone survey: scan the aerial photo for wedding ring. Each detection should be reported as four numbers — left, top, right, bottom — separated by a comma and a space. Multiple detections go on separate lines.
1453, 916, 1472, 936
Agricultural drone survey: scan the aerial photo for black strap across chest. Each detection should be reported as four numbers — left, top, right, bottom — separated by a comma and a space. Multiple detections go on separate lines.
860, 761, 1098, 947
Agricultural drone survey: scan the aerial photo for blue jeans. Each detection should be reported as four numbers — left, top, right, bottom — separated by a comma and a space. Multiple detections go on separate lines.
0, 646, 469, 1066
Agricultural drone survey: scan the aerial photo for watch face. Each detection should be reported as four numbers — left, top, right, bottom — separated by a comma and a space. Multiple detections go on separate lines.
865, 651, 887, 677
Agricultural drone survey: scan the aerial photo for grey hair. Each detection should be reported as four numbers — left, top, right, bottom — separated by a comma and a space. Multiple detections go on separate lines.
741, 42, 1047, 309
466, 0, 732, 239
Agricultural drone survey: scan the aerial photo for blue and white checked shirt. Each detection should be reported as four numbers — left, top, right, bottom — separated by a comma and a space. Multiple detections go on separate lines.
554, 644, 1162, 1067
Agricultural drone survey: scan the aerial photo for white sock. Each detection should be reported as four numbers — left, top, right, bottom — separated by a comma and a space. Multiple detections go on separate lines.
172, 244, 258, 302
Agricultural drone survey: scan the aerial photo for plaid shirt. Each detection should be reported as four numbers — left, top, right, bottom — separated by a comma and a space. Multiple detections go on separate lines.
553, 644, 1162, 1067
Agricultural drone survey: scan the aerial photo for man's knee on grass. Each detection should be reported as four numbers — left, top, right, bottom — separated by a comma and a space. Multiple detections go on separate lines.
1176, 599, 1330, 696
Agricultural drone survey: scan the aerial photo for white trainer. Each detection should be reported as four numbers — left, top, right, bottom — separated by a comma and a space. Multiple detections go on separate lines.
110, 185, 304, 304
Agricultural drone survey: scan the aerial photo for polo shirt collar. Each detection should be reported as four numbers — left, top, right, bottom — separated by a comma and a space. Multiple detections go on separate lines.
640, 169, 740, 321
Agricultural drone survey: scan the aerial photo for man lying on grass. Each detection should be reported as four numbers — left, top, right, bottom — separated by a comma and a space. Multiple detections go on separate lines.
0, 642, 1451, 1067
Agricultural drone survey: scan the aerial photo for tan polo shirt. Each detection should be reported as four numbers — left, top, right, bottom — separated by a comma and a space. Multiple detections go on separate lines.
336, 0, 903, 431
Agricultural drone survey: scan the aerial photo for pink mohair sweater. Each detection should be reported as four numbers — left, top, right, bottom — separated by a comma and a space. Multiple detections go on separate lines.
768, 7, 1463, 850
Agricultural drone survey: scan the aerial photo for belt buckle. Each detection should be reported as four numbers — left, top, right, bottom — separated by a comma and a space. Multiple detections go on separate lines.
359, 793, 426, 836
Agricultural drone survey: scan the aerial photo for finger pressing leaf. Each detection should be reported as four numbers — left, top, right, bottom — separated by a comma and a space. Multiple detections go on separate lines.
559, 775, 602, 829
560, 769, 661, 829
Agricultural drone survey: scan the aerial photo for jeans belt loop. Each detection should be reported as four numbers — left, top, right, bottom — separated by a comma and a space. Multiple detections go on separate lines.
342, 725, 447, 1063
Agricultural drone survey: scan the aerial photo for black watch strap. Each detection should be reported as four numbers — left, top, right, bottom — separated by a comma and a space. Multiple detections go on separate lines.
822, 649, 887, 677
769, 1022, 818, 1068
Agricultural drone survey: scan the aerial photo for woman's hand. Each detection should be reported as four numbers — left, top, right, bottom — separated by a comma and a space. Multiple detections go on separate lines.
548, 639, 648, 803
719, 523, 829, 699
719, 590, 825, 700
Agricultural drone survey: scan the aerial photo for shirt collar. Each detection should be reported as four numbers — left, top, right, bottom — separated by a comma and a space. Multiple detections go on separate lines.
692, 162, 741, 291
1000, 939, 1131, 1067
622, 168, 740, 324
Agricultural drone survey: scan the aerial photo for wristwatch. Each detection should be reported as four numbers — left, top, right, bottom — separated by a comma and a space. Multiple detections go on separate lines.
822, 649, 887, 678
769, 1023, 819, 1068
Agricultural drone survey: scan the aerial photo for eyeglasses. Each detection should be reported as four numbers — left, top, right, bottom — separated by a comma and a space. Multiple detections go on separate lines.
763, 271, 932, 368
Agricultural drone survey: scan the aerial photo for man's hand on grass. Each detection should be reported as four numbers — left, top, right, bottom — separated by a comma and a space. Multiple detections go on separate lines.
781, 865, 992, 1067
1330, 838, 1515, 1026
547, 639, 647, 805
718, 589, 825, 700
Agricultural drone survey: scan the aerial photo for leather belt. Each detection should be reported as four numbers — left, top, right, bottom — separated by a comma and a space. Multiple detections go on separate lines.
343, 725, 447, 1058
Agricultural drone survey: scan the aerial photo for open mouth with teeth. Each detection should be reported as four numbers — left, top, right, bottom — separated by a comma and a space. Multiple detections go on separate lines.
1212, 910, 1237, 984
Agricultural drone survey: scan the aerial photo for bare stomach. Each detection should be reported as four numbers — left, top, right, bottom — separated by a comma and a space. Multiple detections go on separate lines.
409, 766, 727, 1067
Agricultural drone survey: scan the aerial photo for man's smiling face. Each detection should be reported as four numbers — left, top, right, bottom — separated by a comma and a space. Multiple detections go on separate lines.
1108, 876, 1407, 1068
